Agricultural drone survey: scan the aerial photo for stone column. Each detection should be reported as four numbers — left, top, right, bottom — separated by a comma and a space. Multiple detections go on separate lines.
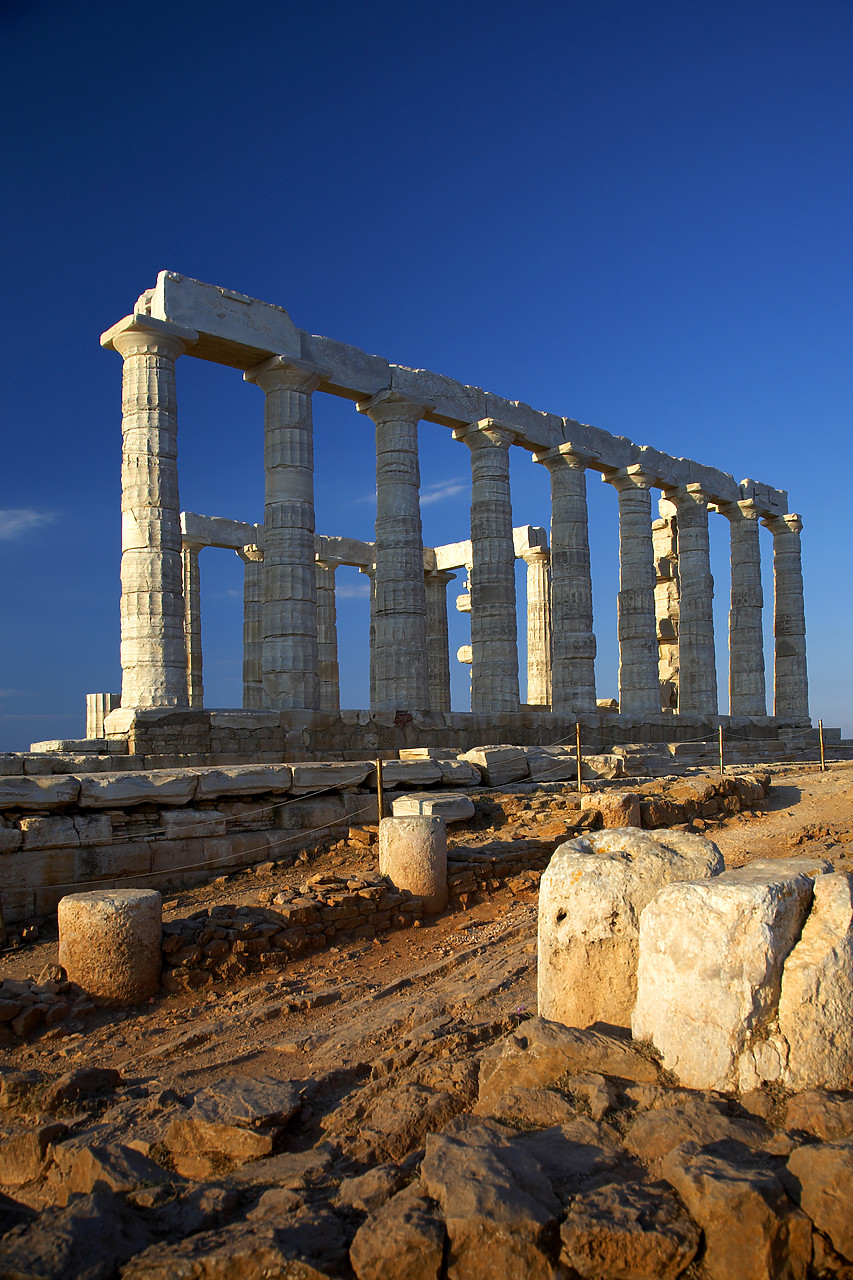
182, 542, 203, 708
316, 559, 341, 712
424, 569, 455, 713
669, 484, 717, 715
606, 467, 661, 716
454, 420, 520, 713
359, 564, 377, 709
534, 445, 597, 713
723, 501, 766, 715
652, 501, 680, 710
357, 390, 430, 712
522, 547, 552, 706
238, 545, 264, 709
101, 315, 198, 709
244, 356, 327, 710
763, 513, 808, 718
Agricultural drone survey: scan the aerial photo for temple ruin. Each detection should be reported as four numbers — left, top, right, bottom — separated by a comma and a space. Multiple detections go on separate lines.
94, 271, 808, 759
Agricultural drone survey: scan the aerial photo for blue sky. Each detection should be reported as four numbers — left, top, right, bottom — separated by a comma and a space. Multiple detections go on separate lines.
1, 0, 851, 749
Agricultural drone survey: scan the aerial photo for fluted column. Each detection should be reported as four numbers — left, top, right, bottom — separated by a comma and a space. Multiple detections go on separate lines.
424, 569, 455, 712
454, 420, 520, 713
316, 559, 341, 712
244, 356, 327, 710
763, 513, 808, 718
238, 545, 264, 709
522, 548, 552, 706
669, 484, 717, 715
534, 445, 597, 713
102, 314, 198, 709
607, 467, 661, 715
359, 564, 377, 709
723, 501, 766, 715
182, 543, 203, 707
357, 390, 430, 712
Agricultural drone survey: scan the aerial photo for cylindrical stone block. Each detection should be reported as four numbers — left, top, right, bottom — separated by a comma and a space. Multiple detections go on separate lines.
58, 889, 162, 1005
379, 816, 447, 913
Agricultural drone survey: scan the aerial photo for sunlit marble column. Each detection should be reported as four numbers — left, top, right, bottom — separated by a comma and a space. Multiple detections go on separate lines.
316, 558, 341, 712
358, 564, 377, 709
454, 420, 520, 713
534, 444, 597, 713
522, 547, 552, 705
101, 314, 198, 708
669, 484, 717, 715
357, 390, 430, 712
722, 500, 766, 715
606, 467, 661, 715
238, 545, 264, 709
244, 356, 327, 710
424, 569, 455, 712
182, 542, 203, 708
763, 513, 808, 718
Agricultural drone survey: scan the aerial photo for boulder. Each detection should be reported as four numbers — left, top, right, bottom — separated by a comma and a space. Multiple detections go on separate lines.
632, 860, 829, 1091
460, 746, 529, 787
0, 1189, 151, 1280
662, 1142, 811, 1280
579, 791, 642, 828
560, 1181, 699, 1279
786, 1141, 853, 1261
350, 1183, 446, 1280
391, 793, 475, 823
477, 1018, 659, 1116
784, 1091, 853, 1141
538, 829, 723, 1030
164, 1075, 301, 1176
53, 1142, 173, 1204
624, 1098, 772, 1164
0, 1123, 67, 1186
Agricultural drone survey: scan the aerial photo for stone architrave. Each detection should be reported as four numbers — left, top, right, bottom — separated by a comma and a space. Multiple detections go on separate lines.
534, 444, 597, 714
522, 547, 552, 705
101, 314, 199, 709
606, 467, 661, 716
424, 569, 455, 713
182, 542, 203, 708
315, 558, 341, 713
763, 513, 808, 718
357, 390, 431, 712
243, 356, 327, 711
668, 484, 717, 715
722, 499, 766, 716
454, 420, 520, 713
237, 545, 264, 709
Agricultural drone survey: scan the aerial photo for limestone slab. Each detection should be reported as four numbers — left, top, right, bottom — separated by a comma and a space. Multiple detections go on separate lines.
373, 760, 443, 788
77, 770, 200, 809
195, 765, 293, 799
289, 762, 372, 793
461, 746, 529, 787
538, 828, 723, 1030
391, 793, 475, 823
0, 775, 80, 812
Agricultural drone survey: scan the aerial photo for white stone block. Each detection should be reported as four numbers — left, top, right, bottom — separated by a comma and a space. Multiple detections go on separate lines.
580, 791, 642, 828
160, 809, 226, 839
391, 793, 475, 823
0, 775, 80, 811
461, 746, 529, 787
195, 765, 293, 799
539, 829, 723, 1031
289, 761, 372, 793
373, 760, 443, 788
77, 770, 200, 809
437, 758, 481, 787
632, 859, 832, 1091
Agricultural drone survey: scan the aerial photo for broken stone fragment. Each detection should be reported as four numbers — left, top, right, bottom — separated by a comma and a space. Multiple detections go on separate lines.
785, 1140, 853, 1262
560, 1180, 700, 1280
350, 1183, 446, 1280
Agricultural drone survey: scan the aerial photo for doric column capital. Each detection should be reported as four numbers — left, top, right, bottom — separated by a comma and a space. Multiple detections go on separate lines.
665, 482, 712, 508
356, 388, 432, 424
604, 464, 655, 494
237, 543, 264, 565
762, 511, 803, 536
101, 313, 198, 360
453, 418, 517, 451
243, 354, 328, 395
424, 568, 456, 586
719, 498, 763, 523
521, 545, 551, 567
533, 442, 599, 471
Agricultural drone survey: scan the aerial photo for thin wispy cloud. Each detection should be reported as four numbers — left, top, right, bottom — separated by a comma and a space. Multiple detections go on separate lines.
420, 478, 468, 506
0, 509, 56, 540
337, 581, 370, 599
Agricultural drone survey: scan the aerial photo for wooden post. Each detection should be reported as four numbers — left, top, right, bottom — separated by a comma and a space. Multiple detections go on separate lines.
575, 722, 583, 793
375, 757, 385, 821
819, 719, 826, 772
718, 724, 725, 777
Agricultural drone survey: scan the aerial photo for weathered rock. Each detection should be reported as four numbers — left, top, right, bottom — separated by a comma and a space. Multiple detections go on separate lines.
391, 793, 475, 823
54, 1142, 174, 1203
477, 1019, 659, 1115
625, 1098, 772, 1164
373, 760, 443, 788
460, 746, 529, 787
421, 1115, 560, 1278
512, 1117, 623, 1197
563, 1073, 618, 1121
784, 1091, 853, 1141
337, 1163, 408, 1213
539, 829, 722, 1029
786, 1141, 853, 1261
0, 1123, 67, 1186
45, 1067, 121, 1108
662, 1142, 811, 1280
289, 760, 372, 792
350, 1183, 446, 1280
481, 1086, 578, 1127
58, 889, 162, 1006
560, 1181, 700, 1279
579, 791, 642, 828
633, 861, 823, 1091
77, 769, 199, 808
0, 1189, 151, 1280
437, 758, 480, 787
164, 1075, 301, 1173
0, 774, 81, 811
776, 872, 853, 1090
194, 764, 293, 798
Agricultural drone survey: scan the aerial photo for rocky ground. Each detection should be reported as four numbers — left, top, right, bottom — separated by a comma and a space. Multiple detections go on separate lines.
0, 760, 851, 1279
